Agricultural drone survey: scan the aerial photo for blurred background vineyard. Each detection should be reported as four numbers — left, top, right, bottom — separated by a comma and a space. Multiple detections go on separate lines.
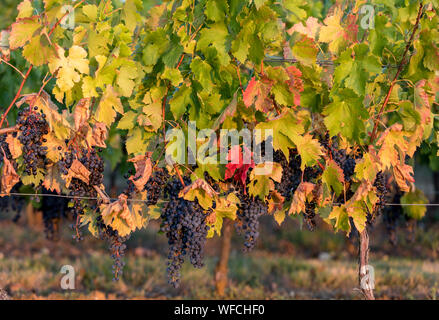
0, 0, 439, 300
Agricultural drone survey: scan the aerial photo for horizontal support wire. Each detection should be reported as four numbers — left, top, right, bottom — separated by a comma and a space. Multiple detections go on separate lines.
1, 192, 438, 206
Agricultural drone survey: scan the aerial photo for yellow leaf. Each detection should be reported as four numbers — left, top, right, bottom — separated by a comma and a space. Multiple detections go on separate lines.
96, 86, 124, 126
49, 45, 89, 92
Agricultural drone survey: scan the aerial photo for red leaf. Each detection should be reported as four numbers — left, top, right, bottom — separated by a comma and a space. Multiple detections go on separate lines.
225, 145, 254, 188
243, 77, 257, 107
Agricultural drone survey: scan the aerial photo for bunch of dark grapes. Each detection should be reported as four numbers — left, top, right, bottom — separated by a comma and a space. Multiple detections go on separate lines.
144, 169, 169, 205
95, 215, 128, 281
0, 134, 15, 168
41, 188, 69, 240
369, 171, 388, 223
235, 192, 268, 251
304, 200, 317, 231
204, 172, 220, 193
16, 109, 49, 176
330, 146, 356, 182
160, 177, 209, 288
0, 183, 25, 221
273, 149, 302, 201
60, 147, 104, 241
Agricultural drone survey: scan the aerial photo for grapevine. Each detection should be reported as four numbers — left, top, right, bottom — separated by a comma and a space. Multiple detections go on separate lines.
0, 0, 436, 300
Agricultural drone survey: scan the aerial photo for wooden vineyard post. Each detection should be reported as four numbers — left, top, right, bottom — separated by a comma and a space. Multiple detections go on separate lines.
215, 219, 233, 296
359, 228, 375, 300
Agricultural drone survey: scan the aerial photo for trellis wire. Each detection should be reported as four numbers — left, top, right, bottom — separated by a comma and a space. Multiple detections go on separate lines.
1, 192, 438, 206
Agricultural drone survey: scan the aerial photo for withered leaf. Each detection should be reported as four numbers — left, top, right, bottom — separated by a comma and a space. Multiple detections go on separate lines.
73, 98, 91, 130
5, 133, 22, 159
1, 156, 20, 195
42, 164, 63, 194
128, 154, 153, 192
289, 182, 315, 215
63, 159, 90, 187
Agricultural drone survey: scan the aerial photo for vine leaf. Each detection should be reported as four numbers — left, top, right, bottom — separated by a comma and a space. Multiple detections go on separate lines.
42, 132, 65, 162
100, 194, 146, 237
291, 133, 323, 170
207, 193, 239, 238
5, 134, 22, 159
212, 91, 237, 131
249, 162, 282, 200
73, 98, 91, 131
401, 189, 428, 220
9, 17, 41, 49
42, 164, 63, 194
269, 190, 286, 225
243, 76, 272, 112
17, 0, 34, 19
287, 16, 321, 39
354, 150, 379, 182
225, 145, 254, 188
0, 156, 20, 195
322, 159, 344, 196
327, 206, 350, 233
88, 122, 108, 148
393, 164, 415, 192
48, 45, 90, 92
95, 86, 124, 127
63, 159, 90, 187
127, 154, 152, 192
289, 182, 315, 215
291, 36, 318, 67
179, 178, 219, 210
318, 8, 346, 54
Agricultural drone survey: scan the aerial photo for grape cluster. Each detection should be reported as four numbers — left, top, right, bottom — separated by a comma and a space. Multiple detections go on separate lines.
60, 147, 104, 241
0, 134, 14, 167
96, 215, 128, 281
370, 171, 388, 223
204, 172, 220, 193
160, 177, 209, 288
273, 149, 302, 201
16, 110, 49, 175
41, 188, 69, 240
304, 201, 317, 231
330, 146, 356, 182
235, 193, 268, 251
0, 183, 25, 221
144, 169, 169, 205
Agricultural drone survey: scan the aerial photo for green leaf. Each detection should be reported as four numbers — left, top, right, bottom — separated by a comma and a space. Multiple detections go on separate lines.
190, 57, 213, 91
117, 111, 137, 130
323, 89, 368, 142
162, 67, 183, 87
322, 160, 344, 196
126, 127, 149, 155
401, 189, 428, 220
290, 133, 323, 170
291, 36, 318, 67
169, 84, 192, 120
206, 0, 228, 22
